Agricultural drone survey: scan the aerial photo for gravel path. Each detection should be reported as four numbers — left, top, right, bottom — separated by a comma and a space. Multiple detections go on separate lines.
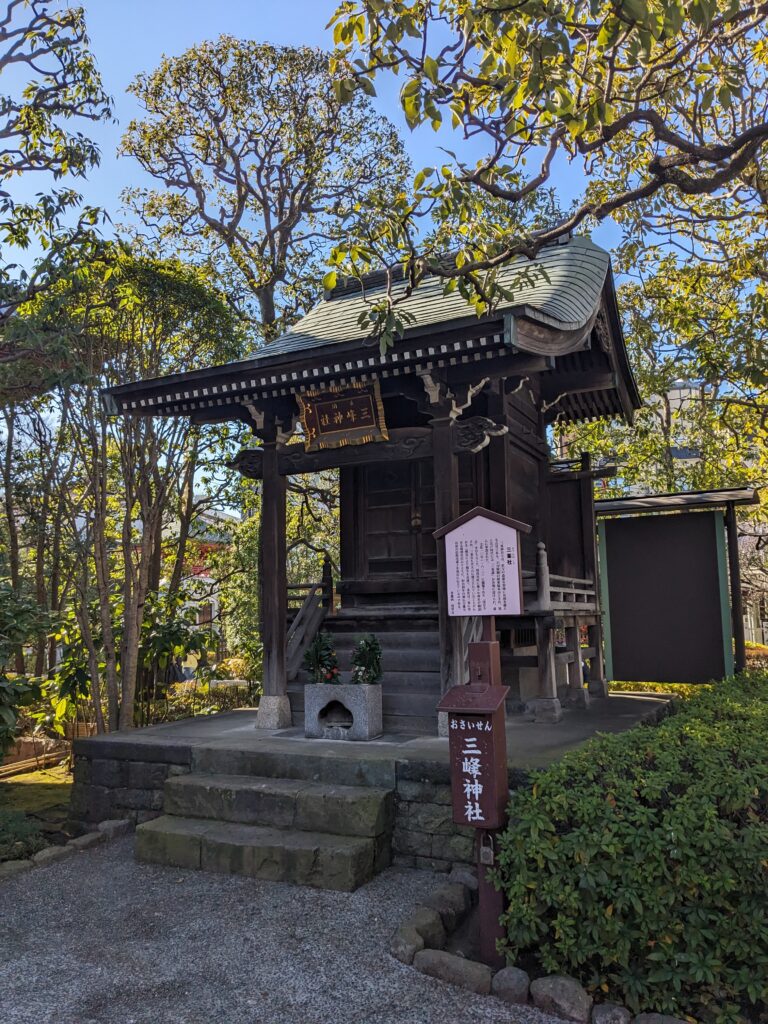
1, 837, 561, 1024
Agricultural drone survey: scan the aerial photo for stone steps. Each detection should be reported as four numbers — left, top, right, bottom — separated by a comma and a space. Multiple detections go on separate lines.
136, 815, 382, 891
135, 772, 395, 891
327, 646, 441, 672
330, 630, 440, 650
164, 773, 393, 837
294, 669, 440, 691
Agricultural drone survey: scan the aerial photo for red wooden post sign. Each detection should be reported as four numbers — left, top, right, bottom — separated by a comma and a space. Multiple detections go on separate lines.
435, 507, 530, 968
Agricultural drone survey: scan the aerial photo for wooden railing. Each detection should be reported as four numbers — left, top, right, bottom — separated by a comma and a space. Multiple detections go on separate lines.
522, 542, 598, 613
285, 559, 335, 680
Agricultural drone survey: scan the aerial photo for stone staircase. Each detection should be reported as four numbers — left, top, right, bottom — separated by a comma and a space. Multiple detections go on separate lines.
288, 607, 442, 733
136, 772, 394, 891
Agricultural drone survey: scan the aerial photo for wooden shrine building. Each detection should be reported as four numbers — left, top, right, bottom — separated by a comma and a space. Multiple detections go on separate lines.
104, 234, 641, 733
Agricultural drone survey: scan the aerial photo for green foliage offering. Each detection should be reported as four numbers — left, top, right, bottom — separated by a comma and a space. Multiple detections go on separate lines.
351, 634, 382, 685
303, 632, 340, 684
0, 810, 47, 863
495, 673, 768, 1023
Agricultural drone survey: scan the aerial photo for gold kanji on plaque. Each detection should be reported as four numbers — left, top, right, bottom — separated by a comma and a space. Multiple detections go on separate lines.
298, 381, 388, 452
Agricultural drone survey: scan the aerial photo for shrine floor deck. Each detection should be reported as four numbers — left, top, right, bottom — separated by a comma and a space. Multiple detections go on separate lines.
75, 693, 670, 775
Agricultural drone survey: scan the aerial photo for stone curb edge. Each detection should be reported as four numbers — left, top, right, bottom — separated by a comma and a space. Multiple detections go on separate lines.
388, 868, 690, 1024
0, 818, 133, 881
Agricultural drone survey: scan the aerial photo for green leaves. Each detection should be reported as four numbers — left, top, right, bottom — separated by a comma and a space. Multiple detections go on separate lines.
303, 631, 341, 684
1, 1, 111, 381
350, 634, 382, 684
0, 673, 43, 754
123, 36, 410, 343
327, 0, 768, 315
561, 256, 768, 514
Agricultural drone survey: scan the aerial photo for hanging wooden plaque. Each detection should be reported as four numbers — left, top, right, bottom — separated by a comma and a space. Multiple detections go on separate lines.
298, 381, 388, 452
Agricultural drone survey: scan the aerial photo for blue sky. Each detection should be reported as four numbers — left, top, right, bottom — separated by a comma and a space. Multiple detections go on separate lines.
18, 1, 618, 254
80, 1, 359, 222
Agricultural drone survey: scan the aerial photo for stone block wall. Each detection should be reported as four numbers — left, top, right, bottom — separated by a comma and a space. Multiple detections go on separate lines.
70, 737, 532, 873
71, 750, 191, 825
390, 762, 532, 873
392, 777, 475, 871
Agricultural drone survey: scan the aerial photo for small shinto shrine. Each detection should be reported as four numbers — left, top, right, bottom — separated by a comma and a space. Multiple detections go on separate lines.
104, 234, 641, 733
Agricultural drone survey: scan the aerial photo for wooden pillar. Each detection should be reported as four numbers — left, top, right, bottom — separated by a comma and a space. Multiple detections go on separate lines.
431, 413, 463, 696
528, 542, 562, 722
486, 381, 511, 517
587, 622, 608, 697
579, 453, 597, 578
581, 452, 608, 698
486, 382, 514, 653
532, 618, 562, 722
565, 624, 589, 707
257, 436, 290, 728
725, 502, 746, 674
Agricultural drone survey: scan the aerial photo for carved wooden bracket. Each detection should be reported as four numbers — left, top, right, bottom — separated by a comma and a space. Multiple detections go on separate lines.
453, 416, 508, 454
418, 370, 490, 420
240, 402, 264, 431
594, 308, 611, 354
230, 415, 509, 478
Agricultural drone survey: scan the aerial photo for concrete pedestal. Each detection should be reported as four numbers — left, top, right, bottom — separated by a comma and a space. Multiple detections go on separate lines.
256, 695, 292, 730
304, 683, 383, 741
523, 697, 563, 724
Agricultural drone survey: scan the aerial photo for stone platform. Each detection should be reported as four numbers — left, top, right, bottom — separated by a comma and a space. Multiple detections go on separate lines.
137, 774, 393, 891
71, 694, 669, 882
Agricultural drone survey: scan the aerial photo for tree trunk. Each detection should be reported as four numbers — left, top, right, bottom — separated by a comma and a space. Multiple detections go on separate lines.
119, 508, 155, 730
89, 422, 121, 732
257, 286, 278, 341
74, 576, 107, 735
33, 487, 50, 676
167, 436, 198, 602
1, 407, 26, 674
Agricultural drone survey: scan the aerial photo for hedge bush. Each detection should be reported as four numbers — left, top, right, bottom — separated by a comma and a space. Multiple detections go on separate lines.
608, 680, 701, 699
0, 809, 47, 862
495, 673, 768, 1024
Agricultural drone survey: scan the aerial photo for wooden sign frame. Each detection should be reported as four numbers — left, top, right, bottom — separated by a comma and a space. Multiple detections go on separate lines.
434, 506, 530, 618
298, 380, 388, 453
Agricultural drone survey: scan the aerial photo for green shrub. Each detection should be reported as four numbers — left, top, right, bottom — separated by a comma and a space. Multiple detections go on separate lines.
0, 809, 47, 862
495, 673, 768, 1024
143, 683, 256, 723
608, 680, 702, 699
213, 656, 249, 680
746, 642, 768, 670
0, 675, 43, 754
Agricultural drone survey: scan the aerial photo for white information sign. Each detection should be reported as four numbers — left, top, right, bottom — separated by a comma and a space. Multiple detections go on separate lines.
443, 513, 523, 617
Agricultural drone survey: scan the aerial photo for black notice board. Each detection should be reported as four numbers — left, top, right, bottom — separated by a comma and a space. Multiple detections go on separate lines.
599, 511, 733, 684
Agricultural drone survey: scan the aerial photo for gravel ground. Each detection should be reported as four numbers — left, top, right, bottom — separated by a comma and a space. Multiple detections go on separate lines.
1, 837, 562, 1024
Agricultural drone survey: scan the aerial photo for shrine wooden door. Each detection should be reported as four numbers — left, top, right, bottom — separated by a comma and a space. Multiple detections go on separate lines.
355, 456, 482, 581
362, 460, 436, 579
